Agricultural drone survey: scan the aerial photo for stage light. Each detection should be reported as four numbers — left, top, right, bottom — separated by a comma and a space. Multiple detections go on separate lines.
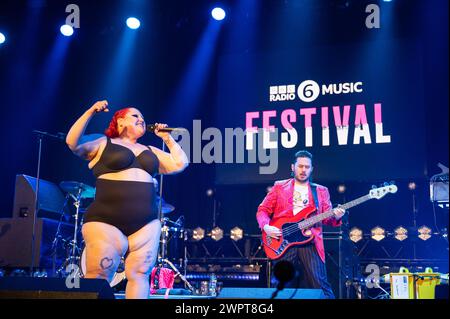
371, 226, 386, 241
230, 227, 243, 241
418, 226, 432, 241
206, 189, 214, 197
0, 32, 5, 44
394, 226, 408, 241
211, 227, 224, 241
349, 227, 363, 243
126, 17, 141, 29
60, 25, 74, 37
338, 184, 346, 194
193, 227, 205, 241
408, 182, 416, 190
211, 7, 226, 21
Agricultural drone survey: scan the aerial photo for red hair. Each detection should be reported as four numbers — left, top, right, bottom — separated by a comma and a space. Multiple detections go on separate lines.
104, 108, 132, 138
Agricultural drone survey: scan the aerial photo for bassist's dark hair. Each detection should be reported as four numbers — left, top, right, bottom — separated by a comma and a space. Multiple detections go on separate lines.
293, 150, 313, 165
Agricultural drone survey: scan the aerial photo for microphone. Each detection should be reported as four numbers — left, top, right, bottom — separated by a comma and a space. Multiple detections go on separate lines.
273, 260, 295, 290
56, 132, 67, 140
271, 260, 295, 299
146, 124, 187, 133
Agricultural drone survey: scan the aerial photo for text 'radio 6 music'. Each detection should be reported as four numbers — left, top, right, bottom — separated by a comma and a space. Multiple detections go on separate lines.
269, 80, 363, 103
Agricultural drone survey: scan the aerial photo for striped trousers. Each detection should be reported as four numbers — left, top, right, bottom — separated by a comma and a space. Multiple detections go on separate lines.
273, 243, 335, 299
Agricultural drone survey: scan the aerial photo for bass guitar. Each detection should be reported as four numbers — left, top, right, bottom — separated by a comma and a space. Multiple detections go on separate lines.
262, 184, 398, 260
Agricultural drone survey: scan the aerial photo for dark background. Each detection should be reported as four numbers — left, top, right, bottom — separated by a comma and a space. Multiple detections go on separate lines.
0, 1, 448, 264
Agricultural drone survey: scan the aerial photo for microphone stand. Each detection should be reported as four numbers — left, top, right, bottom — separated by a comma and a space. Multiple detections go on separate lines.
30, 131, 44, 276
156, 135, 194, 293
30, 130, 65, 276
158, 140, 166, 264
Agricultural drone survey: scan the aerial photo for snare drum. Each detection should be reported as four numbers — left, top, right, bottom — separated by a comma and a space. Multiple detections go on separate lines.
80, 247, 126, 287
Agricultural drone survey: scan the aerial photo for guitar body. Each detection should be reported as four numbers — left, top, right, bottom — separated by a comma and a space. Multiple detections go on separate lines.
262, 206, 317, 260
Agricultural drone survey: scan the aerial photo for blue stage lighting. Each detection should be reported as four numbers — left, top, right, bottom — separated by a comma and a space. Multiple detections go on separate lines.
211, 7, 226, 21
60, 24, 74, 36
126, 17, 141, 29
0, 32, 6, 44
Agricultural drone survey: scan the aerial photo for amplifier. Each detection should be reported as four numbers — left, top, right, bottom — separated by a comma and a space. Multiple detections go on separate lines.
430, 175, 449, 203
0, 217, 74, 269
430, 164, 449, 203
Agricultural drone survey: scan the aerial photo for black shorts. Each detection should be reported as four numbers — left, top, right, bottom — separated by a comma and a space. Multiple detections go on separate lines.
84, 179, 158, 236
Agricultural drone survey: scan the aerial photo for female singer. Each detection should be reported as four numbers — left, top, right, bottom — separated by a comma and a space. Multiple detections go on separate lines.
66, 100, 188, 298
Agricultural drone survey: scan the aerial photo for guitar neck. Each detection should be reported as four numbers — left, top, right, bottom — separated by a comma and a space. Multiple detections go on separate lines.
298, 194, 372, 229
340, 194, 372, 210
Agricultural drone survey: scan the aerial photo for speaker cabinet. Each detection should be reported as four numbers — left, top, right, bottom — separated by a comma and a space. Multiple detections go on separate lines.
323, 226, 357, 299
13, 174, 66, 219
0, 277, 114, 299
0, 218, 74, 268
218, 287, 325, 299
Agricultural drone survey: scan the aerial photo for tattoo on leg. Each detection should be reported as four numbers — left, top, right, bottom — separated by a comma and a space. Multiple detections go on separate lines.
144, 251, 154, 264
100, 257, 114, 270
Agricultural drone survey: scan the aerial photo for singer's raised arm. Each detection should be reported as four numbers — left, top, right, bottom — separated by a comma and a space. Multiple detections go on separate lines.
149, 135, 189, 174
66, 101, 108, 160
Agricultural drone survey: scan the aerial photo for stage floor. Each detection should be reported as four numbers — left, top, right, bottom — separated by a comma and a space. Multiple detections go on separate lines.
114, 292, 214, 299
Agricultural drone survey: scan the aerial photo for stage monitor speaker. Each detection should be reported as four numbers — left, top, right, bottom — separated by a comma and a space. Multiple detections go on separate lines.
0, 277, 114, 299
323, 225, 357, 299
0, 217, 74, 268
217, 287, 325, 299
13, 174, 66, 219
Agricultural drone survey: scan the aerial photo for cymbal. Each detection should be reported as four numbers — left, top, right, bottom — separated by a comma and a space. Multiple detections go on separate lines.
155, 195, 175, 214
60, 181, 96, 199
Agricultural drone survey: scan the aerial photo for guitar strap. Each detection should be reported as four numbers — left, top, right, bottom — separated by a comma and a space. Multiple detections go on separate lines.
310, 182, 320, 210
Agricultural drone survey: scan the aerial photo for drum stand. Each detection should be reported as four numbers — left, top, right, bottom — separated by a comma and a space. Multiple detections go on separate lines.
56, 187, 83, 276
159, 218, 194, 292
158, 214, 194, 293
160, 258, 195, 292
50, 193, 71, 276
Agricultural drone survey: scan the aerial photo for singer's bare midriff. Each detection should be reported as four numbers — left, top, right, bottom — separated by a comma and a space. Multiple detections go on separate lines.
97, 169, 153, 183
88, 138, 155, 183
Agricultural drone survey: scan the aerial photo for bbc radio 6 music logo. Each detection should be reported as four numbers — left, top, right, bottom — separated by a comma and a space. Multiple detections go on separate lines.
269, 80, 363, 103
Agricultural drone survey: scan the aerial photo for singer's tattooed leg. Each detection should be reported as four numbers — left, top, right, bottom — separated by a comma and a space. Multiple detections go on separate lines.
124, 219, 161, 299
82, 222, 128, 282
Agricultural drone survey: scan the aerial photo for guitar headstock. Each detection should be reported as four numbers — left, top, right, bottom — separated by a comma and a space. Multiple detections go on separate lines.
369, 182, 398, 199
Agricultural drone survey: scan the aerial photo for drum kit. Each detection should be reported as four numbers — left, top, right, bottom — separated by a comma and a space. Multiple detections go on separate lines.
53, 180, 189, 289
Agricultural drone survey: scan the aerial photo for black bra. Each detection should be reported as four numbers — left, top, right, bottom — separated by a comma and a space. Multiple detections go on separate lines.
92, 138, 159, 178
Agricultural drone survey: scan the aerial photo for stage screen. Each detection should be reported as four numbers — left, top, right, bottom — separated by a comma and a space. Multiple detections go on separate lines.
214, 40, 427, 184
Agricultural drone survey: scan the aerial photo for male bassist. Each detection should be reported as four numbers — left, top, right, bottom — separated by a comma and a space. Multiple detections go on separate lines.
256, 150, 345, 299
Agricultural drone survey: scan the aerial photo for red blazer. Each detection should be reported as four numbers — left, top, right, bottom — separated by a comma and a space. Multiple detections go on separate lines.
256, 178, 341, 263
